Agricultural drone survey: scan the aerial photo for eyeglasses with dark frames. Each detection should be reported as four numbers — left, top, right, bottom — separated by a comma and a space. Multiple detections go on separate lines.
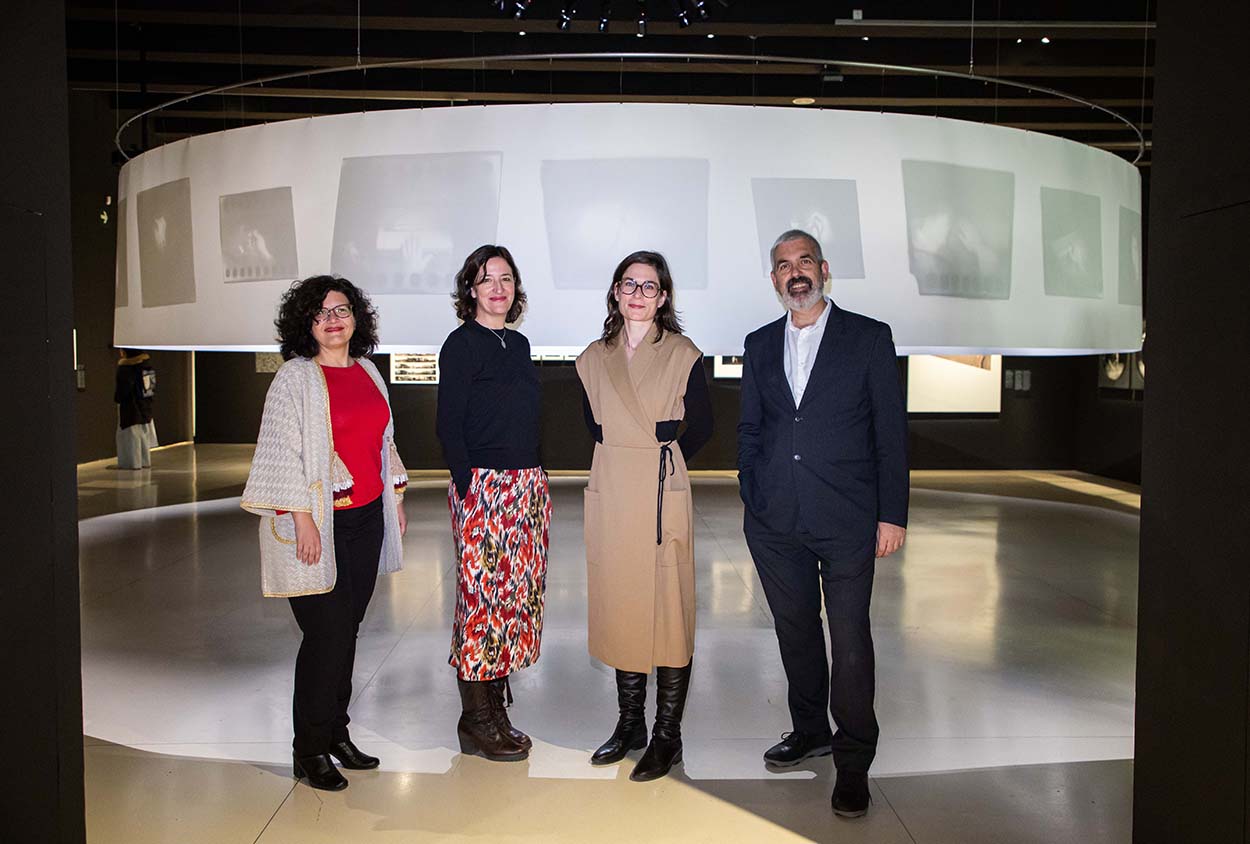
313, 304, 354, 323
618, 278, 662, 298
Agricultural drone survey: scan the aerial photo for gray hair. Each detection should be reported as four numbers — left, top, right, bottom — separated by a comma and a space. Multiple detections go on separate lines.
769, 229, 824, 268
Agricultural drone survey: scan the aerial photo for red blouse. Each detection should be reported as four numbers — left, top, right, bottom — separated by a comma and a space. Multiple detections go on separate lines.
322, 362, 390, 509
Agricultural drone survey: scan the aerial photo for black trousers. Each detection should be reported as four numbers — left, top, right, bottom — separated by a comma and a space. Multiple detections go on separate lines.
745, 510, 879, 773
288, 496, 384, 757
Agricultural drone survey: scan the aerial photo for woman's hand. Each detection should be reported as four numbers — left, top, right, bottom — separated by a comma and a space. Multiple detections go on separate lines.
397, 498, 408, 537
292, 512, 321, 566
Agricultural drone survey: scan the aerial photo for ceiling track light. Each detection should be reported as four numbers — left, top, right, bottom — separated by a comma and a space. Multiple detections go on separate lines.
513, 0, 533, 19
687, 0, 711, 20
558, 1, 576, 30
599, 0, 611, 32
636, 0, 647, 37
670, 0, 691, 27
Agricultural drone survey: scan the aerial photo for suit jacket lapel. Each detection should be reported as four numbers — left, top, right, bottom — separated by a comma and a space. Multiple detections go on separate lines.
797, 302, 844, 412
758, 316, 796, 412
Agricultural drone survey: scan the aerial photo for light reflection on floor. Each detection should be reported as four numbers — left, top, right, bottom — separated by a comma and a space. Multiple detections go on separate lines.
79, 446, 1137, 843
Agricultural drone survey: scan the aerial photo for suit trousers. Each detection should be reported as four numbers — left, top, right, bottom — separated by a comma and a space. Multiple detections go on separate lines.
745, 509, 879, 773
288, 496, 384, 757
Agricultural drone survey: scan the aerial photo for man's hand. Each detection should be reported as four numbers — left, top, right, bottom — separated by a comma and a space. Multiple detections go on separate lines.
876, 522, 906, 558
292, 512, 321, 566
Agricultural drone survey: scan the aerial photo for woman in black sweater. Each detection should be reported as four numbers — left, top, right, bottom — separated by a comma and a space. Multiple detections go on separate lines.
437, 244, 550, 763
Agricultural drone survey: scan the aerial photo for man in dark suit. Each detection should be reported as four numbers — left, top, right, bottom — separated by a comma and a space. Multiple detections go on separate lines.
737, 229, 909, 819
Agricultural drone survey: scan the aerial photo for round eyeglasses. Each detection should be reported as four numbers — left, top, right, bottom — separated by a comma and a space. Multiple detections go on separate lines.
313, 304, 354, 323
618, 278, 661, 298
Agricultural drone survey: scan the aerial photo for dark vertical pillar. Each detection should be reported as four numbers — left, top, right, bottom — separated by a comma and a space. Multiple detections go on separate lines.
0, 2, 85, 842
1134, 2, 1250, 842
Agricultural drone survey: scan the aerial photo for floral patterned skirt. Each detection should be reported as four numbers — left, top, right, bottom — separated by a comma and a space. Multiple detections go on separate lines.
448, 467, 551, 681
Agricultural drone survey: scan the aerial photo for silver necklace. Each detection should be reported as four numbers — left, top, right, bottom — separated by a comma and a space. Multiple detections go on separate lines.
486, 325, 507, 348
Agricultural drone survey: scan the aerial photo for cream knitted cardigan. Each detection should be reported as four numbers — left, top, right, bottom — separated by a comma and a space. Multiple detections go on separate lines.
241, 357, 407, 597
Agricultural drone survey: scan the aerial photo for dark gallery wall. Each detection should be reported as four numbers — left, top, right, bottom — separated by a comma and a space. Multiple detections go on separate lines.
0, 2, 86, 841
1133, 2, 1250, 842
195, 350, 1141, 481
70, 92, 193, 463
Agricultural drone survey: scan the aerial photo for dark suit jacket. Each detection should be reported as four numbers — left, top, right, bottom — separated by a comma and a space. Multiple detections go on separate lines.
737, 302, 909, 563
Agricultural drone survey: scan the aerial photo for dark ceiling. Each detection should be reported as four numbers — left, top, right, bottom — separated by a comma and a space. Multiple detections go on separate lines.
65, 1, 1154, 165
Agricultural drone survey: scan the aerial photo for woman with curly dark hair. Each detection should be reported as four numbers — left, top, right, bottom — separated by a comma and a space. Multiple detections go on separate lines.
575, 250, 712, 781
436, 245, 550, 762
242, 274, 409, 791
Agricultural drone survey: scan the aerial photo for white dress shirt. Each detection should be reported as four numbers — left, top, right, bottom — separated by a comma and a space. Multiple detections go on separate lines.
783, 297, 832, 407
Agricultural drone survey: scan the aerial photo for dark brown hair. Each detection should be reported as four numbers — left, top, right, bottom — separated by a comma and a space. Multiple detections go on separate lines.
275, 275, 378, 361
601, 250, 683, 347
451, 244, 527, 324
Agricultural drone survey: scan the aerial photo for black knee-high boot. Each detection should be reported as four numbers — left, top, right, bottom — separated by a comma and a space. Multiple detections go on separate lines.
591, 670, 648, 765
630, 661, 691, 781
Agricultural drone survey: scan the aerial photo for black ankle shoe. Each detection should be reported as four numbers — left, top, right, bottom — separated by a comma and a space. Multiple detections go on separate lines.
763, 731, 834, 767
831, 770, 870, 818
329, 739, 380, 770
293, 753, 348, 791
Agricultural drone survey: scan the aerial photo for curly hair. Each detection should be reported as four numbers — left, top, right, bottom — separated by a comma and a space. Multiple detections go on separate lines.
601, 250, 683, 347
451, 245, 528, 324
275, 275, 379, 360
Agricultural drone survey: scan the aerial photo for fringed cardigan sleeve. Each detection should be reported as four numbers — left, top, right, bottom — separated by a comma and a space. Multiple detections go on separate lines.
241, 365, 316, 517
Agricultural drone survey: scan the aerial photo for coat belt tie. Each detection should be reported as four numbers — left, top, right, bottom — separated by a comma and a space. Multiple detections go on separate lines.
656, 440, 676, 546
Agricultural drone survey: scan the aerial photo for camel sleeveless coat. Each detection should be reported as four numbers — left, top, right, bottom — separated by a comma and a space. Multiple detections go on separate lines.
576, 328, 702, 673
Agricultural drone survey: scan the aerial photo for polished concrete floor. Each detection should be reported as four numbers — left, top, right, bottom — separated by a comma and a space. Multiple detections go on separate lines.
78, 445, 1138, 843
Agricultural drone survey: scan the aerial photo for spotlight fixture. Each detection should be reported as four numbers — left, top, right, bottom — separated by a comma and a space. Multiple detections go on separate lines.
1041, 36, 1051, 44
636, 0, 647, 38
861, 35, 870, 41
706, 32, 715, 38
558, 2, 575, 30
1015, 37, 1023, 43
513, 0, 532, 18
490, 0, 507, 11
599, 0, 611, 32
672, 1, 691, 28
687, 0, 711, 21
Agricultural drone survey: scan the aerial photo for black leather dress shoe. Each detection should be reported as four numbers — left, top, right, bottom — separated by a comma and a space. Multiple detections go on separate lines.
329, 739, 380, 770
293, 753, 348, 791
763, 731, 834, 767
831, 770, 870, 818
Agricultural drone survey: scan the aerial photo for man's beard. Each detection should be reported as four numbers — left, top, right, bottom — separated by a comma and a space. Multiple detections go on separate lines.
780, 275, 824, 311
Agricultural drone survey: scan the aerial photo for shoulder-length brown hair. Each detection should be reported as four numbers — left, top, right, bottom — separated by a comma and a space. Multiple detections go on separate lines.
451, 244, 527, 324
601, 250, 683, 347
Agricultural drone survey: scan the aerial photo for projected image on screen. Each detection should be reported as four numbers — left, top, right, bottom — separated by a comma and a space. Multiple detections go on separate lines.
750, 178, 865, 279
1041, 187, 1103, 299
541, 158, 709, 289
219, 187, 299, 283
901, 160, 1015, 300
136, 177, 197, 308
330, 152, 502, 294
1118, 206, 1142, 306
115, 198, 128, 308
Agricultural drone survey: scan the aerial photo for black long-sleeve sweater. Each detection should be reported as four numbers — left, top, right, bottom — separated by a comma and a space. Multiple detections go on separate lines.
436, 321, 541, 499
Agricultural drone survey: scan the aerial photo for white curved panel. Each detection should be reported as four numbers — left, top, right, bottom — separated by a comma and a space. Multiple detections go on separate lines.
114, 103, 1142, 355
